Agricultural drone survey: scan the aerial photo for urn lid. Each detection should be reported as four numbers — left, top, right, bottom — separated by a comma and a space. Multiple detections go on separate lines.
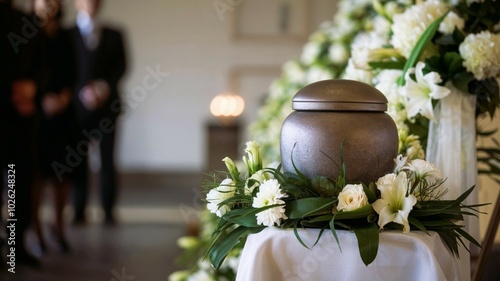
292, 79, 388, 111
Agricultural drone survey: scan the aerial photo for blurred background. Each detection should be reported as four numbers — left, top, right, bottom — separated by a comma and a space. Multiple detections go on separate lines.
2, 0, 339, 280
2, 0, 499, 280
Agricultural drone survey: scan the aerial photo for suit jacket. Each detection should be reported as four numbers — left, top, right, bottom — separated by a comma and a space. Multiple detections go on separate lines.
70, 25, 126, 127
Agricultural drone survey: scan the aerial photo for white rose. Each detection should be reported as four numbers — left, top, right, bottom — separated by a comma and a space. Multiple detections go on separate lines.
337, 184, 368, 212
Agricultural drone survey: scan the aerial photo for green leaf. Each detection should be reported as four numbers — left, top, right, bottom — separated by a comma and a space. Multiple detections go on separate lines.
368, 60, 406, 70
456, 228, 481, 248
223, 204, 280, 227
305, 214, 334, 223
443, 52, 464, 75
363, 184, 377, 204
293, 220, 310, 249
312, 225, 328, 247
408, 217, 429, 234
286, 197, 335, 219
352, 223, 379, 266
334, 204, 375, 220
311, 176, 337, 197
452, 26, 465, 43
397, 11, 450, 86
329, 216, 342, 253
208, 225, 265, 269
452, 71, 475, 93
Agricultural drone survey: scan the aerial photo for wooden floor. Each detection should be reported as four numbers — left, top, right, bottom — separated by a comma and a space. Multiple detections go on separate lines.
0, 172, 203, 281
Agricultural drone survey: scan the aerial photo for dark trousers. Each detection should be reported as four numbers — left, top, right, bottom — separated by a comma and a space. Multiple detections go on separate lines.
2, 115, 37, 253
72, 121, 118, 220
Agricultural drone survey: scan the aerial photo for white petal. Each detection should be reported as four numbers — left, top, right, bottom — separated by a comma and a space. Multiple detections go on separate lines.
419, 99, 436, 121
429, 84, 451, 100
414, 62, 426, 85
377, 206, 396, 230
423, 71, 442, 85
372, 199, 387, 214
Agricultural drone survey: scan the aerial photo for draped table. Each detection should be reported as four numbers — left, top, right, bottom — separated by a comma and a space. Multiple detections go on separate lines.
236, 228, 470, 281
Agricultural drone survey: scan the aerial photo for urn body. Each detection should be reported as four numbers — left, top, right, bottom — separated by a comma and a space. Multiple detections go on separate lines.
280, 79, 398, 184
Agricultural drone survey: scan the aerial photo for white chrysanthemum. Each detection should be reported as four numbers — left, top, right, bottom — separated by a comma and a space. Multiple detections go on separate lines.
391, 0, 448, 58
404, 159, 443, 181
439, 11, 465, 34
252, 179, 288, 227
301, 42, 322, 64
283, 60, 306, 84
328, 43, 349, 64
342, 59, 373, 84
459, 31, 500, 80
328, 19, 357, 41
351, 32, 388, 69
306, 65, 333, 84
206, 178, 236, 217
338, 0, 373, 17
372, 16, 392, 37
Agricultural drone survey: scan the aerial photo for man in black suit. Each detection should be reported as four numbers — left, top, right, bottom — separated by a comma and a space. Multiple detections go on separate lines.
1, 0, 47, 265
70, 0, 126, 224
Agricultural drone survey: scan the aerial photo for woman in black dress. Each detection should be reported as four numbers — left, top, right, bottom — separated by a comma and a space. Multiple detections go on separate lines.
33, 0, 76, 253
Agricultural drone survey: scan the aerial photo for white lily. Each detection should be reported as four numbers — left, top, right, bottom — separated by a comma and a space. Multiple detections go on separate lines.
401, 62, 450, 121
243, 141, 262, 176
372, 172, 417, 233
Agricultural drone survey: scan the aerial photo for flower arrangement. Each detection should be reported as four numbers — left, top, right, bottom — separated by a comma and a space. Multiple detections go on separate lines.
170, 1, 500, 280
205, 141, 482, 268
342, 0, 500, 166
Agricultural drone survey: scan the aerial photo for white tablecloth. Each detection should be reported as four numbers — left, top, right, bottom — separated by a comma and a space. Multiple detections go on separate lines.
236, 228, 470, 281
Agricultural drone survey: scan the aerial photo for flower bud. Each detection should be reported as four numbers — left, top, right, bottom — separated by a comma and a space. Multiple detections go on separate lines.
223, 157, 239, 181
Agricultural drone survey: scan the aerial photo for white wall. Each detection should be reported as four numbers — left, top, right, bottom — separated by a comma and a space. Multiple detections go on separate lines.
59, 0, 337, 172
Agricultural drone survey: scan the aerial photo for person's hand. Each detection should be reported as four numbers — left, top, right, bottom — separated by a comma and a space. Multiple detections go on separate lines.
42, 90, 71, 117
80, 80, 110, 111
11, 80, 37, 117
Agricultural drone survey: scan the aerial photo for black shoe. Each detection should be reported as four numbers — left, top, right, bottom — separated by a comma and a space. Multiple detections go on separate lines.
104, 214, 117, 226
56, 236, 71, 253
40, 240, 48, 254
72, 215, 87, 226
17, 249, 40, 267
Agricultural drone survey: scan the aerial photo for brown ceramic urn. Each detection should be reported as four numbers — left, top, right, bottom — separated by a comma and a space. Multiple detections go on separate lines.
280, 79, 398, 184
